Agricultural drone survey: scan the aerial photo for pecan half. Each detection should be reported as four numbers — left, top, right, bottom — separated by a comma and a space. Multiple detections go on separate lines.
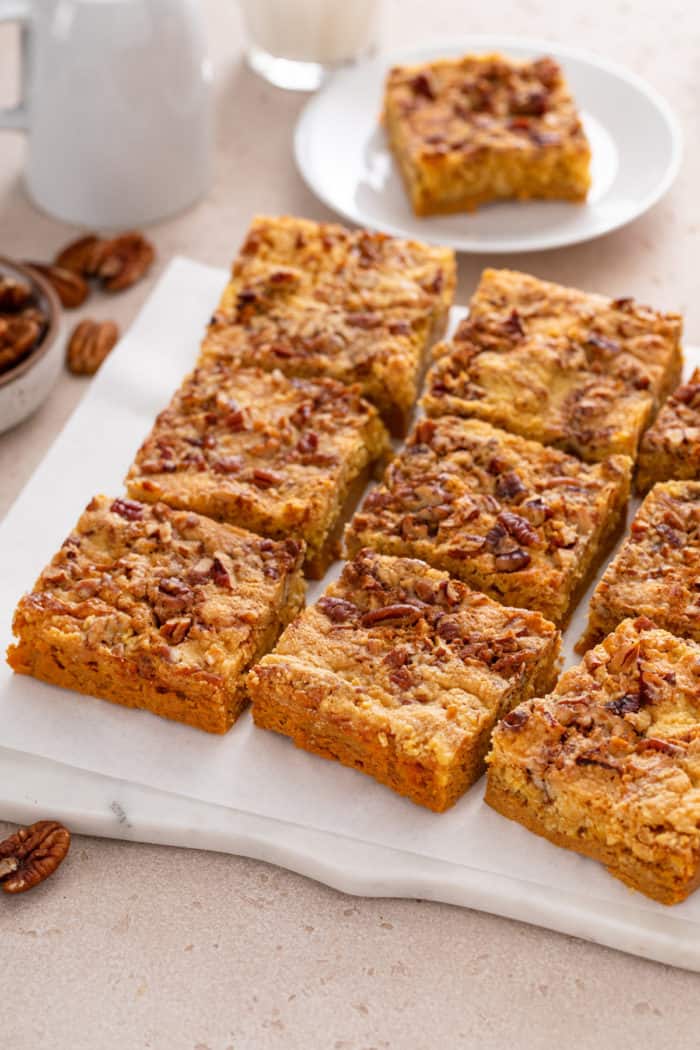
67, 319, 119, 375
96, 232, 155, 292
55, 234, 106, 276
0, 316, 41, 372
498, 511, 539, 547
0, 821, 71, 894
27, 262, 89, 308
251, 468, 282, 489
0, 275, 32, 311
361, 604, 422, 627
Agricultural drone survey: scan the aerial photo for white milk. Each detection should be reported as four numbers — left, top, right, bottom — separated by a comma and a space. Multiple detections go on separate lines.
240, 0, 381, 66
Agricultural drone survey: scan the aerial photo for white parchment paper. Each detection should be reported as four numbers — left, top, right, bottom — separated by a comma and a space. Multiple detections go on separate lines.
1, 257, 698, 921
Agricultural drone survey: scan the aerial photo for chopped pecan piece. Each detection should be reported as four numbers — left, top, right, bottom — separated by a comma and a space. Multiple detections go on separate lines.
160, 616, 193, 644
607, 641, 639, 674
511, 88, 548, 116
0, 821, 71, 894
502, 708, 529, 729
110, 497, 144, 521
345, 311, 382, 329
586, 333, 620, 355
494, 471, 527, 503
498, 511, 539, 547
606, 693, 641, 716
189, 556, 214, 581
503, 309, 525, 337
411, 72, 436, 100
297, 431, 319, 454
318, 596, 359, 623
636, 737, 685, 757
522, 497, 551, 525
212, 456, 243, 475
414, 418, 437, 445
494, 548, 531, 572
211, 554, 233, 589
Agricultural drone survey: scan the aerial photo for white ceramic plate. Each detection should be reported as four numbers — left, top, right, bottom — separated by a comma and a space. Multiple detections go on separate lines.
294, 36, 683, 253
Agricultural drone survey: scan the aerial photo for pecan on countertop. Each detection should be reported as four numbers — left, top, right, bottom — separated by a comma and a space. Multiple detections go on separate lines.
0, 821, 71, 894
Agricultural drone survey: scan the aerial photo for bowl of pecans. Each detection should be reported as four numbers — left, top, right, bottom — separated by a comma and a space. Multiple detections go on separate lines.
0, 257, 62, 434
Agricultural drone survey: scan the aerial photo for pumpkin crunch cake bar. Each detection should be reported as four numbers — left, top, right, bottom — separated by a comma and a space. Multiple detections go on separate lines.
424, 269, 684, 462
7, 495, 305, 733
126, 364, 390, 578
486, 617, 700, 905
200, 215, 456, 435
636, 368, 700, 493
382, 53, 591, 216
345, 417, 631, 627
579, 481, 700, 652
248, 549, 561, 811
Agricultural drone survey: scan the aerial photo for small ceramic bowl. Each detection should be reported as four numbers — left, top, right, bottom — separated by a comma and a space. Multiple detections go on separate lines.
0, 257, 62, 435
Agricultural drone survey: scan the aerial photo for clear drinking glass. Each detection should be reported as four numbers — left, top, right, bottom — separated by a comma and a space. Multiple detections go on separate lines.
239, 0, 382, 91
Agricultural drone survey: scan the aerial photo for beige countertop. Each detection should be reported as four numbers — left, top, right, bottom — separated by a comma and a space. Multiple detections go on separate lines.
2, 1, 699, 1046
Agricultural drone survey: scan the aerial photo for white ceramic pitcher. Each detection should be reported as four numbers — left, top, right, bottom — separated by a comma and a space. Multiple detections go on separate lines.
0, 0, 213, 227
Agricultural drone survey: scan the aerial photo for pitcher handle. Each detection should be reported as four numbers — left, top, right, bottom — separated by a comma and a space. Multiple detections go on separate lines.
0, 0, 32, 130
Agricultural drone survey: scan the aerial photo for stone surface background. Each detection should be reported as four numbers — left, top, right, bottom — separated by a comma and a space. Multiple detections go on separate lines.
1, 1, 698, 1046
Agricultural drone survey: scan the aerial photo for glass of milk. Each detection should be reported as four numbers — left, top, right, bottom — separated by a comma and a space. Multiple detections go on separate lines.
239, 0, 382, 90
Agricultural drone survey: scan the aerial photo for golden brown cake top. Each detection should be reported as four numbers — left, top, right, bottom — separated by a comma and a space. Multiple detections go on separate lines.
13, 495, 304, 678
639, 367, 700, 456
128, 363, 389, 502
266, 548, 559, 752
347, 416, 631, 583
590, 481, 700, 631
489, 617, 700, 836
231, 214, 456, 294
383, 53, 588, 157
201, 216, 456, 415
211, 214, 455, 330
424, 319, 652, 462
469, 269, 682, 401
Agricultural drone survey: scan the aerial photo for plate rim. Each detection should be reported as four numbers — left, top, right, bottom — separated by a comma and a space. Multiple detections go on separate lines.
294, 34, 684, 253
